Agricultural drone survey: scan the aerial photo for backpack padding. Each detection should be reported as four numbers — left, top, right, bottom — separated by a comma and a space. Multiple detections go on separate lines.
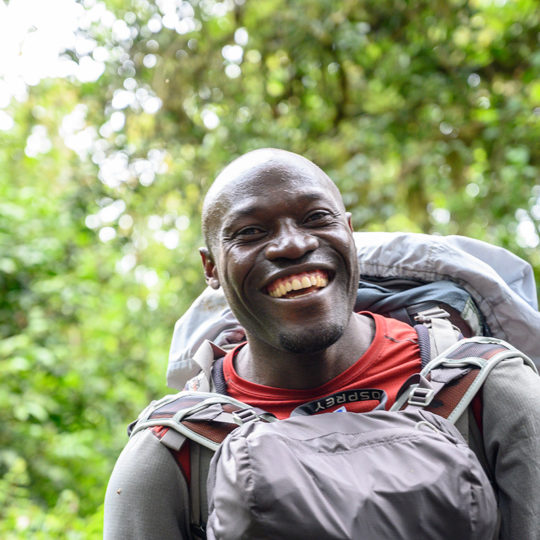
357, 278, 486, 336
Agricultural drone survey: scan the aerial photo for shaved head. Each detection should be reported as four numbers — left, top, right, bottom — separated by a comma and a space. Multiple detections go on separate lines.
202, 148, 344, 256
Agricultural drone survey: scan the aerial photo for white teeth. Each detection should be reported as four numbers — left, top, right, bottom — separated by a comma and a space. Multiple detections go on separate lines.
268, 271, 329, 298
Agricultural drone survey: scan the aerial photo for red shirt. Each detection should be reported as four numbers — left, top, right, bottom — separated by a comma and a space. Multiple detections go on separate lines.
167, 312, 422, 482
223, 313, 421, 419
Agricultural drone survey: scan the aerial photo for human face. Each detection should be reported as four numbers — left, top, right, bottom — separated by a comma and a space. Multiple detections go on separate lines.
202, 162, 359, 354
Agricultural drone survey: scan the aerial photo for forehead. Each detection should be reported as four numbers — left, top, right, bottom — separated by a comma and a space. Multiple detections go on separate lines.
224, 188, 332, 225
220, 165, 339, 220
202, 155, 344, 250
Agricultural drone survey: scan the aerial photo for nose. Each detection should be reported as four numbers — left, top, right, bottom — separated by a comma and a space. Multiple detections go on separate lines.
264, 222, 319, 260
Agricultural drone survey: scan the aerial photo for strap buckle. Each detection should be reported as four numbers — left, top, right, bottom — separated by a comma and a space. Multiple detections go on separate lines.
232, 407, 261, 425
407, 385, 435, 407
414, 307, 450, 324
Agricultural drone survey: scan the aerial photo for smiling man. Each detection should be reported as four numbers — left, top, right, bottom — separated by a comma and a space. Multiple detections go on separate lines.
199, 148, 375, 390
104, 149, 540, 539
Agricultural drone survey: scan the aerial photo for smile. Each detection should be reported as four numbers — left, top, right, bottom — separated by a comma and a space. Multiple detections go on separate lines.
266, 270, 330, 298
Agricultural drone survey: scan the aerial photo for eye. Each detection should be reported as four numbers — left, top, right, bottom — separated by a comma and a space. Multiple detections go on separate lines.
304, 210, 333, 223
235, 226, 265, 239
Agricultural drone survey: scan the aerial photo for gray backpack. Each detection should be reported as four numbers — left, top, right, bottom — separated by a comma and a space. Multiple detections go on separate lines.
130, 335, 537, 539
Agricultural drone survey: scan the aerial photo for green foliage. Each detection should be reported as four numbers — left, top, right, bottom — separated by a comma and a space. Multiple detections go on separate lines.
1, 0, 539, 535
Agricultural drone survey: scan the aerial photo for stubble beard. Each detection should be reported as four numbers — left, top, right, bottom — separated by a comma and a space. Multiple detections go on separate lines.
278, 322, 345, 354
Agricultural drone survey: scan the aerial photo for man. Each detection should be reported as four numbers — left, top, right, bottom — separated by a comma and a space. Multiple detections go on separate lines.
105, 149, 540, 539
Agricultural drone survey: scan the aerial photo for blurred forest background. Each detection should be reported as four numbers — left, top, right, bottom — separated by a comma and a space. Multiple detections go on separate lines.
1, 0, 539, 537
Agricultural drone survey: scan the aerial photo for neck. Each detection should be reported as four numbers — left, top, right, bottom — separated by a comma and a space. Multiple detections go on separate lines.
235, 313, 375, 389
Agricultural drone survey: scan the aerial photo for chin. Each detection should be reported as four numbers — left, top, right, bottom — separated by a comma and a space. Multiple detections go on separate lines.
278, 323, 344, 354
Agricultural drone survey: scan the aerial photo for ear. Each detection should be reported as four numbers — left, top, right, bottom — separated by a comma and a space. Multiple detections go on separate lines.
199, 247, 220, 289
345, 212, 354, 232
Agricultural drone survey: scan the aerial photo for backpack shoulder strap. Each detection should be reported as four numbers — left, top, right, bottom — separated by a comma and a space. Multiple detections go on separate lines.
391, 337, 537, 425
211, 357, 227, 395
129, 392, 276, 539
413, 307, 462, 368
129, 391, 276, 450
409, 307, 538, 437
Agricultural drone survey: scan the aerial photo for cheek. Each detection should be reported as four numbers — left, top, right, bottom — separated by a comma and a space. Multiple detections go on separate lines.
324, 230, 357, 266
221, 248, 253, 294
347, 241, 359, 269
332, 234, 359, 287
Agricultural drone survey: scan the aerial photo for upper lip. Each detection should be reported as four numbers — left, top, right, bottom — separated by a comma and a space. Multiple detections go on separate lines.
260, 262, 335, 291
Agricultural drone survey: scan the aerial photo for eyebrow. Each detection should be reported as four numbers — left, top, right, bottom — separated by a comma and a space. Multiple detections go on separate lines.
221, 205, 265, 237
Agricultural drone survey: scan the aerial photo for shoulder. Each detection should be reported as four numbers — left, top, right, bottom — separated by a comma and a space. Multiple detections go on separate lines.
362, 311, 418, 338
482, 354, 540, 434
104, 429, 190, 539
367, 311, 421, 356
479, 354, 540, 539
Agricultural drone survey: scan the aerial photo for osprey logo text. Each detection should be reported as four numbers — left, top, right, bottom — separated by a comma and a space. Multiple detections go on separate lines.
291, 389, 387, 415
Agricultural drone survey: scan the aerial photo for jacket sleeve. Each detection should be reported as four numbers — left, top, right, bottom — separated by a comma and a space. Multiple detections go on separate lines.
480, 355, 540, 540
104, 429, 190, 539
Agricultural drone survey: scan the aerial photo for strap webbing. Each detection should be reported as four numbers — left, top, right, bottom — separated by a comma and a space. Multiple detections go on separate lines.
414, 324, 431, 368
211, 357, 227, 395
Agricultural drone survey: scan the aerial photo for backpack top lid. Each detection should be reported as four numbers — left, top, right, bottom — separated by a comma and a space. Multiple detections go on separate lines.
206, 409, 498, 540
353, 231, 539, 347
167, 232, 540, 389
354, 232, 538, 310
